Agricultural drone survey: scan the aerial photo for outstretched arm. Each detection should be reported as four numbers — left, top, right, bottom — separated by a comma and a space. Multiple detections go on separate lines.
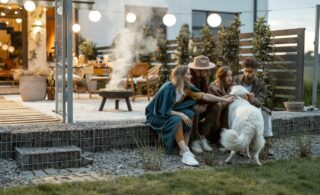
202, 93, 234, 103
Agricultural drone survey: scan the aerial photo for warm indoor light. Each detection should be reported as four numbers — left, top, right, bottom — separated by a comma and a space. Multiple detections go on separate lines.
0, 0, 9, 4
88, 10, 101, 22
0, 42, 2, 47
207, 13, 222, 27
1, 12, 5, 16
2, 44, 8, 51
32, 20, 43, 33
126, 12, 136, 23
24, 0, 36, 12
163, 13, 176, 27
16, 18, 22, 23
8, 46, 15, 53
72, 23, 81, 33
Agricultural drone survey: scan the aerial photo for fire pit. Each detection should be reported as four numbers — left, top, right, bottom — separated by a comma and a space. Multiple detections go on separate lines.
98, 89, 134, 111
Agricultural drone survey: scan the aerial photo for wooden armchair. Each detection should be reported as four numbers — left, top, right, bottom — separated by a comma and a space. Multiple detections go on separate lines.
136, 64, 162, 97
126, 63, 149, 101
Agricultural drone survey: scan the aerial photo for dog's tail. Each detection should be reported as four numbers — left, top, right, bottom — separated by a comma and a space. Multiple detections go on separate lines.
220, 128, 253, 151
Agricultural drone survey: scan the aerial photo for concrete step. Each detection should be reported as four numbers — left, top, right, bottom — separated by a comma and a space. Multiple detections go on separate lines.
15, 146, 83, 170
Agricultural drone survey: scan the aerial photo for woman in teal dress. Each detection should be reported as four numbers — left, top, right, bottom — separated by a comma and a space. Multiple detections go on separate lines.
145, 65, 234, 166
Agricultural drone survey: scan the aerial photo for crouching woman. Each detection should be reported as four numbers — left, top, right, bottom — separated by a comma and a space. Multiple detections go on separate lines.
145, 65, 233, 166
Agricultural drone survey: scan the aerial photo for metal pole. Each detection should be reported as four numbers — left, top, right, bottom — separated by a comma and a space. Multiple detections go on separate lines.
62, 0, 67, 122
312, 5, 320, 106
66, 0, 73, 123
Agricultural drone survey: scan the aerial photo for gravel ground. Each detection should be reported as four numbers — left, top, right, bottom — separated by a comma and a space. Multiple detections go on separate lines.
1, 135, 320, 189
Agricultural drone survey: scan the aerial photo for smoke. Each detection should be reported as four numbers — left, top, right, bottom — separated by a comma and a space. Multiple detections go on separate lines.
105, 5, 158, 90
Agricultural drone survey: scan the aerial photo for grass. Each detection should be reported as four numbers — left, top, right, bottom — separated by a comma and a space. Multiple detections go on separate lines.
2, 157, 320, 195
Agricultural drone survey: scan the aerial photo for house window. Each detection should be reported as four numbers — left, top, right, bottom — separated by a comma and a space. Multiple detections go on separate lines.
192, 10, 238, 37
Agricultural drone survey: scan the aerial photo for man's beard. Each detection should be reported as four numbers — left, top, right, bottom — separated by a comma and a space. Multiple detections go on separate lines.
244, 76, 254, 83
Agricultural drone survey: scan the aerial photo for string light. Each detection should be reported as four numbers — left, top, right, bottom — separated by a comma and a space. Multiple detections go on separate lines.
88, 10, 101, 22
126, 12, 136, 23
16, 18, 22, 23
163, 13, 176, 27
72, 24, 81, 33
8, 46, 15, 53
24, 0, 36, 12
207, 13, 222, 27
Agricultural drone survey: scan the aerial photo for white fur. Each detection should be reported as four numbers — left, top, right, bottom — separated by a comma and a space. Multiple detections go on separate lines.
220, 85, 265, 165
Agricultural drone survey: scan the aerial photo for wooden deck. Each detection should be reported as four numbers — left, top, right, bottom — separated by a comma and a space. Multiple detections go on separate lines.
0, 97, 60, 125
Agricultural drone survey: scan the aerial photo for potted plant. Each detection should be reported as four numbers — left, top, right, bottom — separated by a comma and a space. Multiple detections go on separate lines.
79, 39, 98, 61
14, 67, 49, 101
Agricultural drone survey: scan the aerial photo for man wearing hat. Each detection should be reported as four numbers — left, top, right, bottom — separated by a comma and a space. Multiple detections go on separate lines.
188, 55, 217, 153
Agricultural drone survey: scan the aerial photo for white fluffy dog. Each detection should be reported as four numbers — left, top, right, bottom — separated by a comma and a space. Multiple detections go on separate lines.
220, 85, 265, 165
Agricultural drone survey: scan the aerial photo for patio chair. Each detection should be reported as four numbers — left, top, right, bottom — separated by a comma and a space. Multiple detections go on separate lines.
126, 62, 150, 101
136, 64, 162, 98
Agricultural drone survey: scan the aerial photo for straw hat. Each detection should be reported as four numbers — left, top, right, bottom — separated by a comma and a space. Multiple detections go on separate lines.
188, 55, 216, 70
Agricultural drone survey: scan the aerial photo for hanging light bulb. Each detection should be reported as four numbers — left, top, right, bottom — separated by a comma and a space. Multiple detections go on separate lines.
16, 18, 22, 23
8, 46, 15, 53
207, 13, 222, 27
5, 21, 9, 25
126, 12, 136, 23
2, 44, 8, 51
1, 12, 5, 16
24, 0, 36, 12
57, 6, 63, 15
72, 24, 81, 33
88, 10, 101, 22
163, 13, 176, 27
0, 0, 9, 4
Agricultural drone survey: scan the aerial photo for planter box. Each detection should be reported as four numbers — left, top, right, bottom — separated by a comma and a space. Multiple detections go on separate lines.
19, 76, 47, 101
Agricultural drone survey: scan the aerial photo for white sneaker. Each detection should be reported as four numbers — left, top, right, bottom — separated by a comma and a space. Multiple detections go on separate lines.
191, 140, 203, 154
181, 151, 199, 166
201, 138, 213, 152
179, 149, 195, 158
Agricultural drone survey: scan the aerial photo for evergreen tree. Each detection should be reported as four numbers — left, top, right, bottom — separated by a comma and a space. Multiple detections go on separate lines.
155, 29, 170, 84
253, 17, 275, 109
218, 16, 241, 74
174, 24, 191, 65
201, 25, 217, 63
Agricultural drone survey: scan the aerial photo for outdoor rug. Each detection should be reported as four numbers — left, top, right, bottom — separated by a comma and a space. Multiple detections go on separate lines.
0, 96, 60, 125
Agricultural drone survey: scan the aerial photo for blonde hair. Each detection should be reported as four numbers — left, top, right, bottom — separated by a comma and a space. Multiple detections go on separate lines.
170, 65, 188, 94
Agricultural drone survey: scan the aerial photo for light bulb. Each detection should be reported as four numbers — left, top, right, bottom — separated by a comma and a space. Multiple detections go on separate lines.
88, 10, 101, 22
207, 13, 222, 27
163, 13, 176, 27
24, 0, 36, 12
8, 46, 15, 53
72, 24, 81, 33
126, 12, 136, 23
16, 18, 22, 23
2, 44, 8, 51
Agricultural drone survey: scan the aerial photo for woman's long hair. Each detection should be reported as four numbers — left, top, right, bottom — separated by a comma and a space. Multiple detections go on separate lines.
190, 69, 209, 93
214, 66, 233, 94
170, 65, 188, 94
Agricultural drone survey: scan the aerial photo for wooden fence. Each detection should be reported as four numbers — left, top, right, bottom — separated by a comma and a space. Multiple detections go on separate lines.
96, 28, 305, 103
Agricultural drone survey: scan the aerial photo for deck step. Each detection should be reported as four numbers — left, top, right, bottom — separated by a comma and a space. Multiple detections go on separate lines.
15, 146, 83, 170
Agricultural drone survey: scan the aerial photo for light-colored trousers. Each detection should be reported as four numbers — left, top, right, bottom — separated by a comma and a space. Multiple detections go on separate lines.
261, 110, 273, 137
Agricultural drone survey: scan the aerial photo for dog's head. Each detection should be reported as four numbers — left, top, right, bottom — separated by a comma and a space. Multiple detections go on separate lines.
229, 85, 250, 99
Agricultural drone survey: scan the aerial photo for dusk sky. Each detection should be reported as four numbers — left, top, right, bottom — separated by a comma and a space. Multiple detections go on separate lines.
268, 0, 320, 52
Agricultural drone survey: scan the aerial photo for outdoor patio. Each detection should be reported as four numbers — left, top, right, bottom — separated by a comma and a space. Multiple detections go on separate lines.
2, 94, 147, 123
